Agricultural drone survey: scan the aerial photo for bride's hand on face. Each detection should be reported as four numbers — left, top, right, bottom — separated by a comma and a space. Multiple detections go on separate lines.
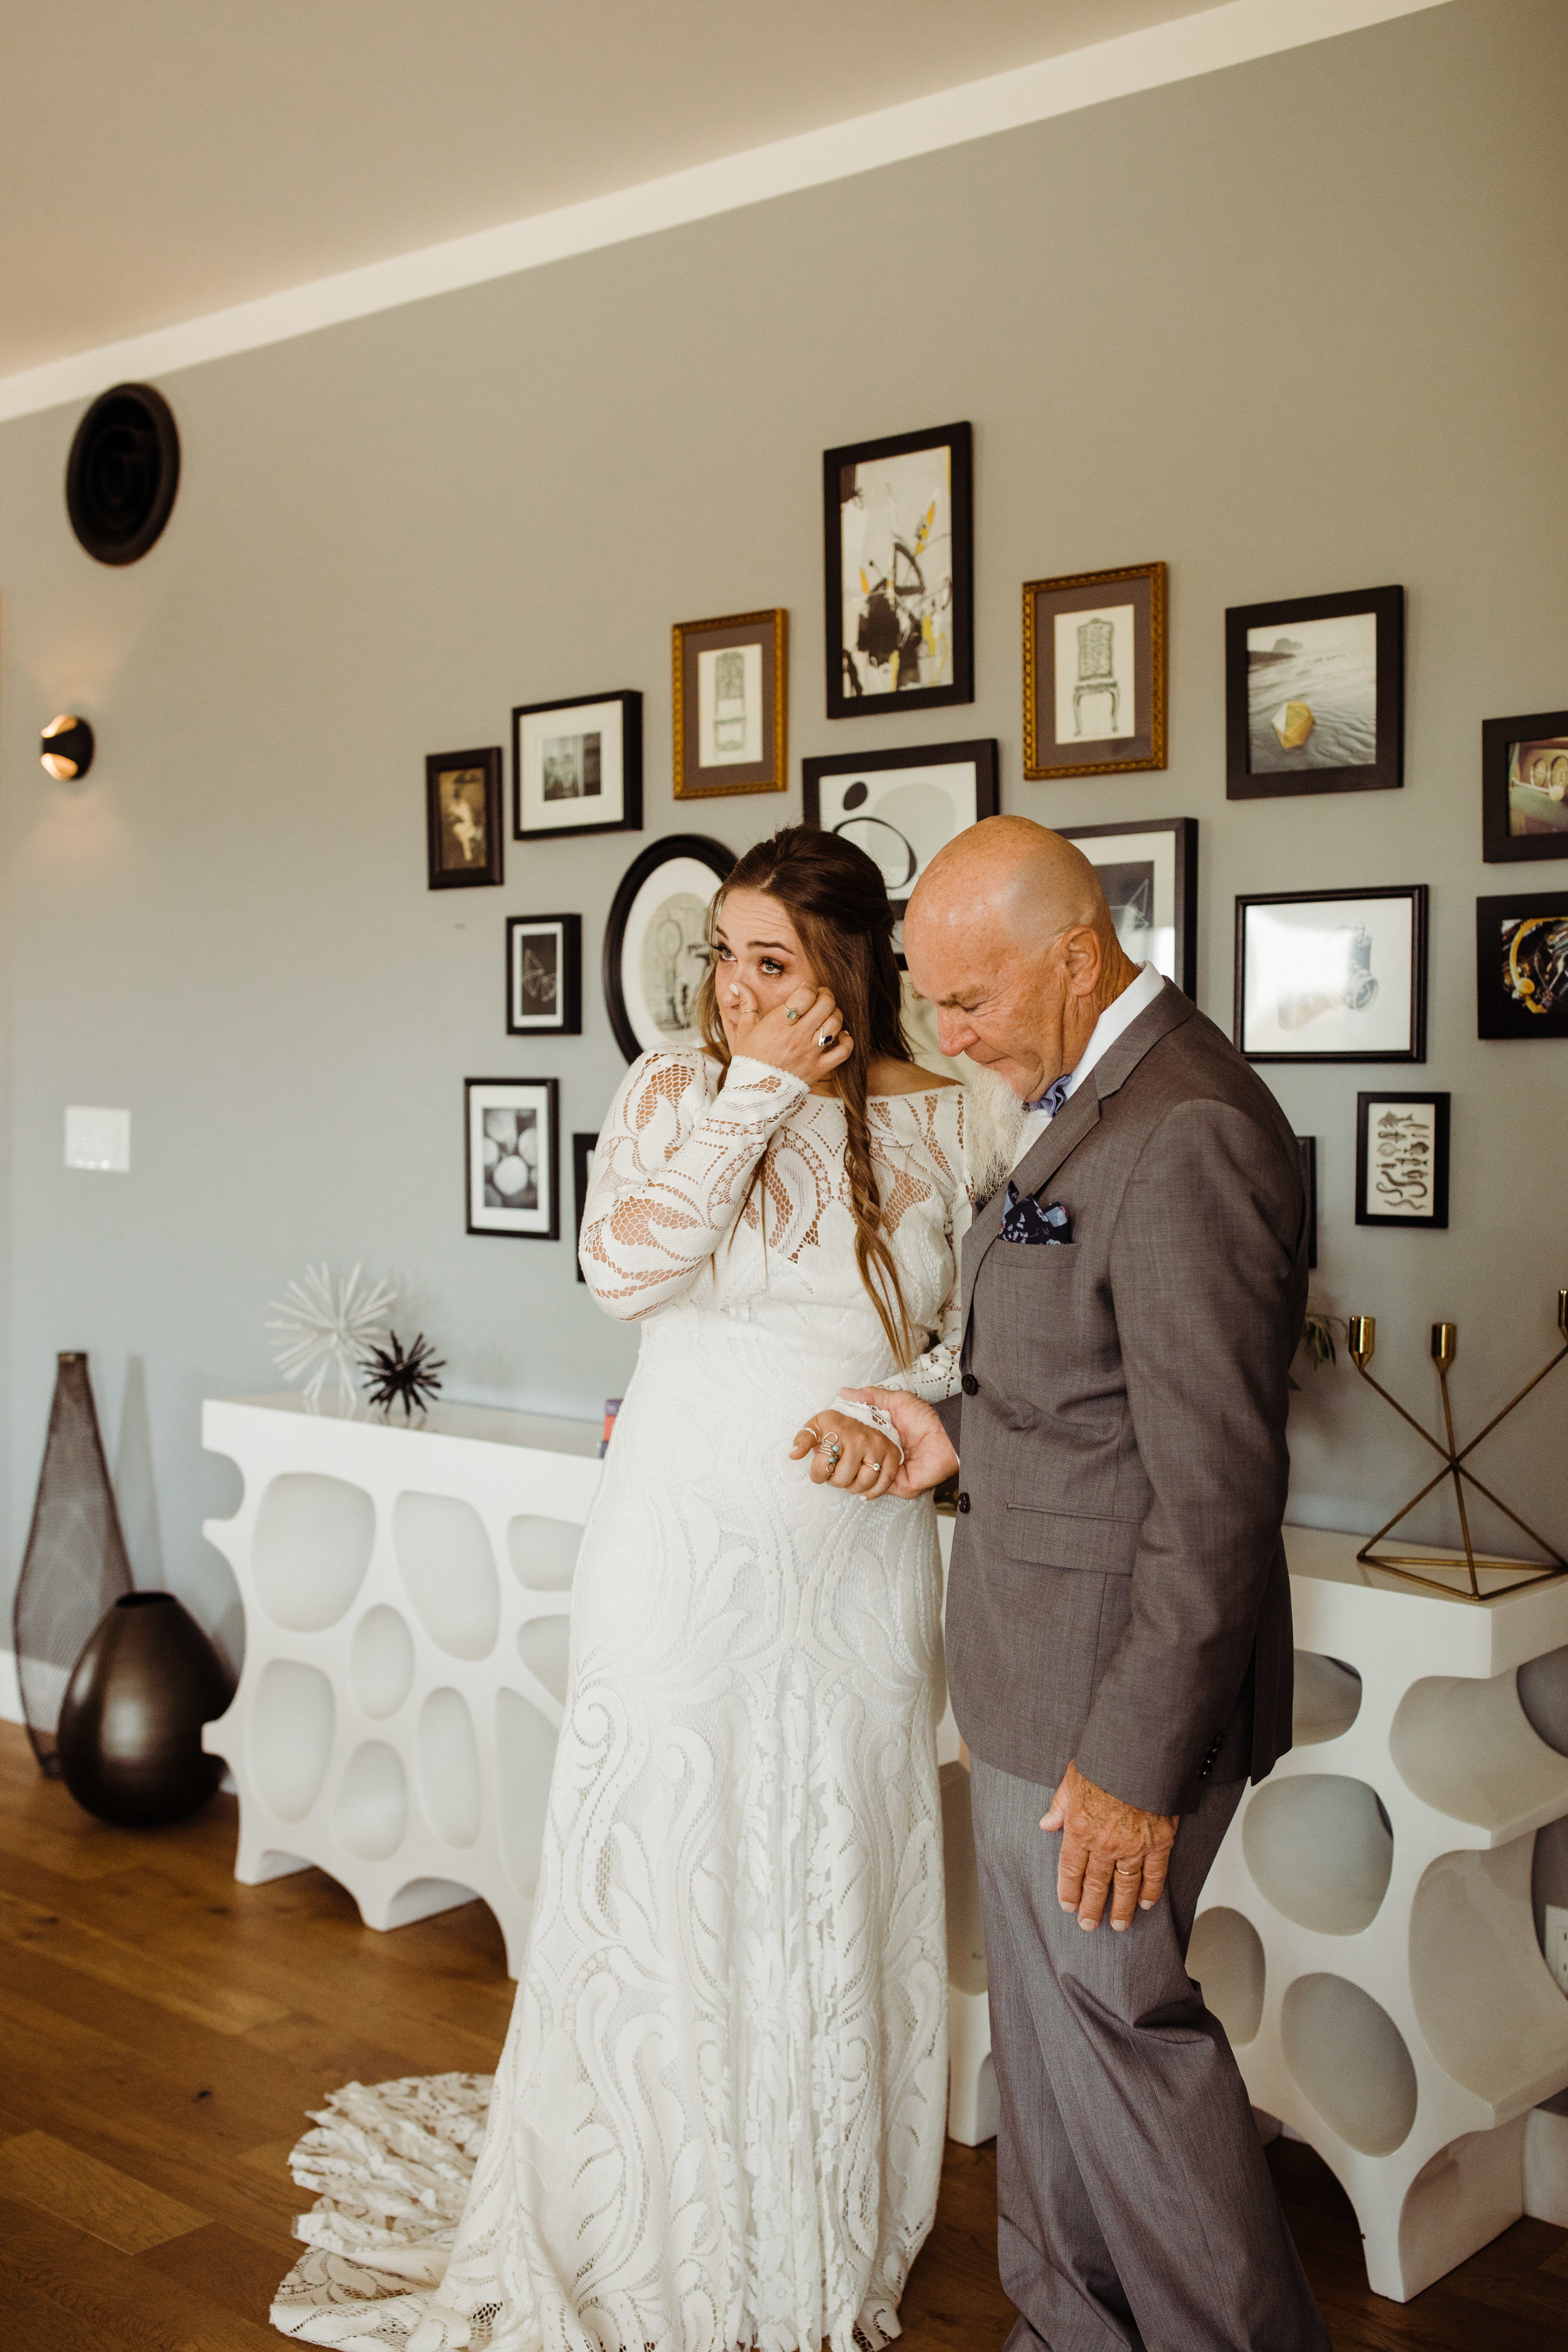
724, 979, 853, 1086
788, 1408, 901, 1500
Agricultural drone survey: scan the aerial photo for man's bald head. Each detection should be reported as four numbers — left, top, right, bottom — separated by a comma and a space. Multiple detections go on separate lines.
903, 815, 1138, 1100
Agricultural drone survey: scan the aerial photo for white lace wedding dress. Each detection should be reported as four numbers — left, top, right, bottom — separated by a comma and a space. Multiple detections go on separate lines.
270, 1047, 970, 2352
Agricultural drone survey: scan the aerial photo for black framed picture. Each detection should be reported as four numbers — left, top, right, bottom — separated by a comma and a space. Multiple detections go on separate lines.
1226, 585, 1404, 801
1234, 886, 1428, 1063
573, 1131, 599, 1283
802, 738, 998, 962
1482, 709, 1568, 863
603, 835, 735, 1062
1059, 817, 1197, 996
1296, 1136, 1318, 1268
465, 1078, 560, 1239
426, 747, 503, 888
673, 610, 787, 798
506, 914, 581, 1035
1476, 891, 1568, 1039
512, 691, 642, 840
1024, 563, 1167, 778
1355, 1093, 1450, 1229
824, 421, 973, 718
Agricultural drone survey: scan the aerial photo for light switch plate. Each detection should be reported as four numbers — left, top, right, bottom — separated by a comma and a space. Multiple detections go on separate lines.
65, 1106, 130, 1172
1547, 1905, 1568, 1996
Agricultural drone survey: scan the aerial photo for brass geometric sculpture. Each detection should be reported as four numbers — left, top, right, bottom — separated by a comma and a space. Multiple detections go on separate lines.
1347, 1293, 1568, 1599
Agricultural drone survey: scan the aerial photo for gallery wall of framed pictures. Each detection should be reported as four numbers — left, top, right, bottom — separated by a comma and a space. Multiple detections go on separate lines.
416, 400, 1564, 1288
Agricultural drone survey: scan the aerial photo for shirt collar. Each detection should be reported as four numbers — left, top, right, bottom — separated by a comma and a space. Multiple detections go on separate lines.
1025, 963, 1164, 1113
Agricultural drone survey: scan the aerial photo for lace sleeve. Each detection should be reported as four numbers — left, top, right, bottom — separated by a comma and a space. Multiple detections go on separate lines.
579, 1049, 809, 1322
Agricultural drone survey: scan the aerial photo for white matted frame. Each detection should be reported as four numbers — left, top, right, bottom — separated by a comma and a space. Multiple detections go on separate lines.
506, 914, 581, 1035
802, 738, 998, 964
465, 1078, 560, 1239
1234, 886, 1428, 1064
602, 834, 734, 1062
512, 691, 642, 840
1061, 817, 1196, 995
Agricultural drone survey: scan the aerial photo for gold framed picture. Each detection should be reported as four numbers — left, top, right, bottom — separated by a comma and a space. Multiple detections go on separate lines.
672, 608, 787, 798
1022, 561, 1167, 780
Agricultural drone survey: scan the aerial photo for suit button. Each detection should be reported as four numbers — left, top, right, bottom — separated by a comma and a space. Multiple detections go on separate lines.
957, 1492, 971, 1514
961, 1373, 979, 1396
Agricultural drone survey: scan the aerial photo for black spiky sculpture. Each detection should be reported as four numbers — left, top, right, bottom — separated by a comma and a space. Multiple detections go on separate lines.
360, 1331, 445, 1420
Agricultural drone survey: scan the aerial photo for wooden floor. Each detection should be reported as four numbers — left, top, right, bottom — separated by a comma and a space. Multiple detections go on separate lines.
1, 1720, 1564, 2351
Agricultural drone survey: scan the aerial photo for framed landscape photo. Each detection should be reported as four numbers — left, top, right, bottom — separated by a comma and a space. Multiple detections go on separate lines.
1476, 891, 1568, 1039
465, 1078, 560, 1240
573, 1131, 599, 1283
673, 610, 787, 798
426, 747, 503, 888
1482, 709, 1568, 862
1226, 585, 1404, 801
1355, 1093, 1450, 1229
603, 834, 734, 1062
506, 914, 581, 1035
802, 739, 998, 963
1234, 885, 1428, 1063
1059, 817, 1197, 995
824, 421, 973, 718
512, 691, 642, 840
1023, 563, 1167, 779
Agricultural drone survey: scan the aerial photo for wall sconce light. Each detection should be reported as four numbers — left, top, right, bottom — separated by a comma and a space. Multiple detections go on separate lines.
41, 714, 95, 780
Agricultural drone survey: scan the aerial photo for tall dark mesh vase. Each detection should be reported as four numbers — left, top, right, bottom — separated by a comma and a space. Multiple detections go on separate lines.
13, 1352, 134, 1776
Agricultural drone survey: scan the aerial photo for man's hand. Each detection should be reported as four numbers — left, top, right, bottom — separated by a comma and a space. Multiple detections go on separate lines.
840, 1387, 958, 1498
1041, 1759, 1178, 1932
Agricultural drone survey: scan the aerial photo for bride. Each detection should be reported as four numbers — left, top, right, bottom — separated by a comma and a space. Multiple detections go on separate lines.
272, 826, 973, 2352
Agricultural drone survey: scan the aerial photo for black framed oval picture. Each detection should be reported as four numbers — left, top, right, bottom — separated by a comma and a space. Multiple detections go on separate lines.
603, 835, 734, 1062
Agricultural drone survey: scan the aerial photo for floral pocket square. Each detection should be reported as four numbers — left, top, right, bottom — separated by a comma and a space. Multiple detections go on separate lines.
1001, 1185, 1073, 1245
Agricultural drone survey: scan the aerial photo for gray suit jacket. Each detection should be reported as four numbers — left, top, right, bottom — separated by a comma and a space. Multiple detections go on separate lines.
943, 980, 1307, 1815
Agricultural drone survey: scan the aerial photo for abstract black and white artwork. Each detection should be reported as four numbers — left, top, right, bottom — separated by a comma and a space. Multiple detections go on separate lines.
513, 692, 642, 839
465, 1078, 560, 1239
506, 914, 582, 1035
603, 835, 735, 1061
802, 739, 998, 959
824, 423, 972, 718
1060, 818, 1197, 995
1226, 586, 1403, 801
1235, 886, 1427, 1063
1355, 1093, 1450, 1228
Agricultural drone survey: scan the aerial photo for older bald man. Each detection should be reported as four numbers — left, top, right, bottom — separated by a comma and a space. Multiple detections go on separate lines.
851, 818, 1328, 2352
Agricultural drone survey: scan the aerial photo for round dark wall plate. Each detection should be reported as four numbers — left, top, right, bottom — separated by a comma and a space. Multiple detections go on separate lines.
66, 382, 181, 565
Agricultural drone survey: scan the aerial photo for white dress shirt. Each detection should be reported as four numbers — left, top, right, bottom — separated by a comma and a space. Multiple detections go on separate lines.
1013, 961, 1166, 1165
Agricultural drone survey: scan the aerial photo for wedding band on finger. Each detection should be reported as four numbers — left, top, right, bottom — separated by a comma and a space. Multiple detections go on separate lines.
1113, 1860, 1142, 1877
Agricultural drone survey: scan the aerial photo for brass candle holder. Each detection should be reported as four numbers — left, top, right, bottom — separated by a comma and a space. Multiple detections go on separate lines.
1347, 1292, 1568, 1600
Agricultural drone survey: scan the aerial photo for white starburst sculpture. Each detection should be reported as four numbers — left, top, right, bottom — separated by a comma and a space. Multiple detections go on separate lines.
265, 1264, 397, 1411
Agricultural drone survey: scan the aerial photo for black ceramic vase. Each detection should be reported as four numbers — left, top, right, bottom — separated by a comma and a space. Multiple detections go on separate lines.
57, 1592, 232, 1827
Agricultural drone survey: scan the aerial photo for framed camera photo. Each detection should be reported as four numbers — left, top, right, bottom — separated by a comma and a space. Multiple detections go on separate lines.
673, 610, 787, 798
1226, 585, 1404, 801
512, 691, 642, 841
802, 738, 998, 963
1024, 563, 1167, 779
1059, 817, 1196, 995
1482, 709, 1568, 862
506, 914, 581, 1036
1234, 885, 1428, 1063
824, 421, 973, 718
426, 747, 503, 888
1355, 1093, 1450, 1229
465, 1078, 560, 1240
573, 1130, 599, 1283
1476, 891, 1568, 1039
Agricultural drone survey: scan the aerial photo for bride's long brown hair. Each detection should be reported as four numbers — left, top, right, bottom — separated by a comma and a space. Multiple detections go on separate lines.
697, 826, 917, 1366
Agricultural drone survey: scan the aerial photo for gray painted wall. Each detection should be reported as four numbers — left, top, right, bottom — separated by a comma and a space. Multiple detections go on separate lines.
2, 0, 1565, 1677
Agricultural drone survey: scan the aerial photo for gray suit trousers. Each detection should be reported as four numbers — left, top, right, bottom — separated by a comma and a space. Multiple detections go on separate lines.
970, 1761, 1330, 2352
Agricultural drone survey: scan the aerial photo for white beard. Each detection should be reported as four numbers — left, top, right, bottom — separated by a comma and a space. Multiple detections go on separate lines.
961, 1062, 1030, 1202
